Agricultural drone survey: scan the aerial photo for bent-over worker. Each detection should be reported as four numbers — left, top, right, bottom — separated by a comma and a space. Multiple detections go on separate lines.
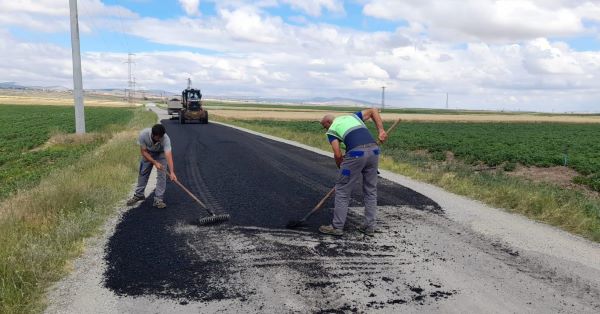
126, 124, 177, 208
319, 108, 387, 236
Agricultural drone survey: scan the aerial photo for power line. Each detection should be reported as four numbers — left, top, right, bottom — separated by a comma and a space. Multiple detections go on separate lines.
78, 0, 112, 51
114, 7, 131, 52
81, 0, 131, 52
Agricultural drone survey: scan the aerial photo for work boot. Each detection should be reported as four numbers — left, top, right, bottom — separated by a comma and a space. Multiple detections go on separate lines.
357, 226, 375, 237
319, 225, 343, 236
126, 194, 145, 206
153, 199, 167, 209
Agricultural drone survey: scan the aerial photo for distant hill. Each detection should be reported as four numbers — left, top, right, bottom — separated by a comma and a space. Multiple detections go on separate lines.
0, 82, 377, 108
302, 97, 378, 107
205, 96, 378, 107
0, 82, 27, 89
0, 82, 69, 91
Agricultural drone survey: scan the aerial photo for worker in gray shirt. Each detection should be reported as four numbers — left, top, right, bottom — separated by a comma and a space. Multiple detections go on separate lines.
126, 124, 177, 208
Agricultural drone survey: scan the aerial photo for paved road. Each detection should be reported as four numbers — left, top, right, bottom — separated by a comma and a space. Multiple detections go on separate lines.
47, 116, 600, 313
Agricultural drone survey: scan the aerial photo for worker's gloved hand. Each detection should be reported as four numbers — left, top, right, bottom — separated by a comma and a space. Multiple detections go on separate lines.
154, 162, 164, 171
169, 172, 177, 182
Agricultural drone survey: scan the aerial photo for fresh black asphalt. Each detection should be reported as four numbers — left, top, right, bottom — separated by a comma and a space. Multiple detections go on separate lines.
104, 120, 442, 305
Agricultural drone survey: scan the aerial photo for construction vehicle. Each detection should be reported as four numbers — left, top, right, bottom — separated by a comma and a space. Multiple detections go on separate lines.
167, 98, 182, 120
178, 88, 208, 124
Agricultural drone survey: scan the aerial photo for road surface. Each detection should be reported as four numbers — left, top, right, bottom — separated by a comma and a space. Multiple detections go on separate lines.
46, 113, 600, 313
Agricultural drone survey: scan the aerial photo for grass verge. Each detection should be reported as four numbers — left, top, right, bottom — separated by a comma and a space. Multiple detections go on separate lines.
213, 115, 600, 242
0, 108, 156, 313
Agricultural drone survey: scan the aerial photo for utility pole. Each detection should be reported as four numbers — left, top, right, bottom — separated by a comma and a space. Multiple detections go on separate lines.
446, 93, 449, 109
125, 53, 135, 104
187, 77, 192, 89
381, 86, 386, 111
69, 0, 85, 134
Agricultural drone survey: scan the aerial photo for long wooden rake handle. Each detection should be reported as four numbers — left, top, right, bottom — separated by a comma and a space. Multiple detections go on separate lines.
311, 187, 335, 213
377, 118, 401, 145
172, 179, 207, 209
172, 179, 222, 216
314, 187, 336, 210
294, 187, 336, 224
154, 168, 215, 215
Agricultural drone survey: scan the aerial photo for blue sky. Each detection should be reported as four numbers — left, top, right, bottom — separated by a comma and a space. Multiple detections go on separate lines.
0, 0, 599, 112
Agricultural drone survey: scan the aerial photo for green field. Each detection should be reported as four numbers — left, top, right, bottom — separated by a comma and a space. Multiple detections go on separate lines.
233, 120, 600, 191
0, 105, 134, 200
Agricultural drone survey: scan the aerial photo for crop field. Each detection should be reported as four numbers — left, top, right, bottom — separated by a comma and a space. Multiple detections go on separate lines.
226, 119, 600, 191
0, 104, 134, 200
205, 106, 600, 123
0, 90, 139, 107
204, 100, 600, 116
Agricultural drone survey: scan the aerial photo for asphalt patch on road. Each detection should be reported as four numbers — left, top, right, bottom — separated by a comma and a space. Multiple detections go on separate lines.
104, 121, 448, 310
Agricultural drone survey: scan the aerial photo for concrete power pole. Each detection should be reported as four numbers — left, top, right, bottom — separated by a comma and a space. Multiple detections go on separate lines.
187, 77, 192, 89
69, 0, 85, 134
381, 86, 386, 111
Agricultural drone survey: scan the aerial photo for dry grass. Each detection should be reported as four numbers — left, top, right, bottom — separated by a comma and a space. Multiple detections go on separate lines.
204, 105, 328, 112
506, 165, 599, 197
0, 91, 138, 107
29, 132, 109, 152
210, 109, 600, 123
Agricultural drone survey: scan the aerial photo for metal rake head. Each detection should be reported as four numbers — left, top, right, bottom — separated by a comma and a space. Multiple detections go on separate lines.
285, 220, 306, 229
195, 214, 230, 226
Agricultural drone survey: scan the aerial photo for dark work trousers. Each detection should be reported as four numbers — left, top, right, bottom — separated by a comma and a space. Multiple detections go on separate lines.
332, 144, 380, 230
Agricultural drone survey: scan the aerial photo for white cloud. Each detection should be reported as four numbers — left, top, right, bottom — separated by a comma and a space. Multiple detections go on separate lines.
0, 31, 72, 86
0, 0, 69, 16
221, 7, 284, 43
344, 62, 389, 79
523, 38, 585, 75
203, 0, 344, 17
0, 0, 135, 18
280, 0, 344, 16
0, 0, 136, 33
363, 0, 589, 42
178, 0, 201, 16
0, 12, 70, 33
